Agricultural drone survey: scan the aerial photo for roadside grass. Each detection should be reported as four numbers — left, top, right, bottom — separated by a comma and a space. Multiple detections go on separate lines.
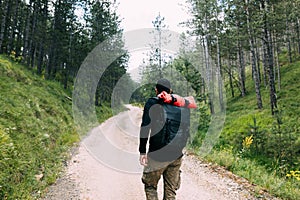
205, 149, 300, 200
96, 103, 113, 123
0, 55, 78, 199
191, 57, 300, 199
0, 55, 112, 199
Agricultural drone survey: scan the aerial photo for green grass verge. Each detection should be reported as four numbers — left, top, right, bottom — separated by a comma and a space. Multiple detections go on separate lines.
204, 149, 300, 200
0, 55, 112, 199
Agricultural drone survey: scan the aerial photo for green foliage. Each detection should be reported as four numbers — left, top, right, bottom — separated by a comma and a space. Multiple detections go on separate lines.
0, 55, 79, 199
195, 57, 300, 199
205, 148, 300, 200
0, 54, 116, 199
0, 0, 127, 98
130, 83, 157, 104
0, 55, 110, 199
95, 102, 113, 124
188, 103, 210, 149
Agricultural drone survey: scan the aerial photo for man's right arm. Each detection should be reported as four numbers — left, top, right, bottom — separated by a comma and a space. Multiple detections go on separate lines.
139, 154, 148, 166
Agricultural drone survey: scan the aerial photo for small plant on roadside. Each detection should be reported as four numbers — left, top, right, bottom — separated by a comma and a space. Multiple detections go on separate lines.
266, 111, 299, 176
9, 51, 22, 63
238, 134, 253, 158
286, 170, 300, 181
248, 117, 267, 156
243, 134, 253, 149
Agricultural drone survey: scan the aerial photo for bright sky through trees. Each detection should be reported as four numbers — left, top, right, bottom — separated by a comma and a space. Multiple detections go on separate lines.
116, 0, 191, 82
116, 0, 190, 33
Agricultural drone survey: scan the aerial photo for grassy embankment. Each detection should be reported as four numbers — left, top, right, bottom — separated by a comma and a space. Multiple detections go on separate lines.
192, 53, 300, 199
0, 55, 112, 199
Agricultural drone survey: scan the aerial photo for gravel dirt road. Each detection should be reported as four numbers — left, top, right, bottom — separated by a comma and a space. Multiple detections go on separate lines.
41, 105, 279, 200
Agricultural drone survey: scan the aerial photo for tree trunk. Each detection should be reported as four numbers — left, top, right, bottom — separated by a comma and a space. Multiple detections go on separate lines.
63, 63, 68, 89
23, 1, 32, 65
27, 1, 38, 68
15, 2, 24, 57
37, 43, 44, 74
286, 17, 292, 63
261, 40, 268, 87
202, 77, 206, 103
37, 0, 48, 74
250, 42, 263, 110
255, 39, 262, 83
261, 0, 277, 115
216, 36, 225, 111
276, 46, 281, 91
204, 35, 214, 114
0, 0, 10, 53
296, 17, 300, 54
245, 0, 263, 109
273, 30, 281, 91
237, 40, 246, 97
46, 48, 54, 79
95, 87, 100, 106
228, 60, 234, 98
7, 0, 19, 54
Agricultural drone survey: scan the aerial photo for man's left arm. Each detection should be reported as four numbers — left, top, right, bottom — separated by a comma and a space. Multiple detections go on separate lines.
139, 99, 153, 166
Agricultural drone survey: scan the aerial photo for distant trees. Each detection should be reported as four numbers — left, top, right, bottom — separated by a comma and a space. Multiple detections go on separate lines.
186, 0, 300, 115
0, 0, 130, 105
178, 0, 300, 183
141, 13, 170, 82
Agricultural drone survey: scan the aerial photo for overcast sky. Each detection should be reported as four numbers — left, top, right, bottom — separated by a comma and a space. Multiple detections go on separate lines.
115, 0, 192, 81
116, 0, 191, 33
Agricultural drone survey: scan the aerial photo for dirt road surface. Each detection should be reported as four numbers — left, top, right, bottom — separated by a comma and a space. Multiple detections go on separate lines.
41, 105, 278, 200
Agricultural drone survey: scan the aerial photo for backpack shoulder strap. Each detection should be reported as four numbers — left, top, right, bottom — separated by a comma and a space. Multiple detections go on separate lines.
150, 96, 163, 104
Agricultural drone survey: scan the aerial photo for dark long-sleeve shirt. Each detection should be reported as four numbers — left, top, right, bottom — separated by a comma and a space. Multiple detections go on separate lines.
139, 97, 186, 162
139, 97, 164, 154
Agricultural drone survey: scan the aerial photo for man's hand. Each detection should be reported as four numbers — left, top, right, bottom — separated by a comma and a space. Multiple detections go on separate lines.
139, 154, 148, 166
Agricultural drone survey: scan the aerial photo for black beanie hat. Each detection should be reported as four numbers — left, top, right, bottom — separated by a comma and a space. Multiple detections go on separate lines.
156, 78, 171, 93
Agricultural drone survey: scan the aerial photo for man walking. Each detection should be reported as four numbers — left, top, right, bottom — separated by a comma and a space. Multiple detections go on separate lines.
139, 78, 195, 200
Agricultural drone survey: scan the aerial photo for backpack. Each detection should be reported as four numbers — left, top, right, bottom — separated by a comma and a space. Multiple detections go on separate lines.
155, 97, 191, 152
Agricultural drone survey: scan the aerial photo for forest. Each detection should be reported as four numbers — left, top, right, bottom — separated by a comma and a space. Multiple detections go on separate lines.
0, 0, 299, 199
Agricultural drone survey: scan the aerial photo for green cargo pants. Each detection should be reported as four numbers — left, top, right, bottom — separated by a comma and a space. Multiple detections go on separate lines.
142, 156, 182, 200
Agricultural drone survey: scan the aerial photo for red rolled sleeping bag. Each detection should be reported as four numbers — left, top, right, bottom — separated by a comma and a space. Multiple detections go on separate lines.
157, 91, 197, 109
